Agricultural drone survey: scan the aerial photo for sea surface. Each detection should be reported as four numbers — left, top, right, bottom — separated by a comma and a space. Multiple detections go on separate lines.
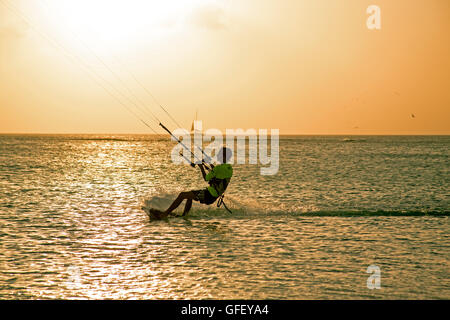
0, 134, 449, 299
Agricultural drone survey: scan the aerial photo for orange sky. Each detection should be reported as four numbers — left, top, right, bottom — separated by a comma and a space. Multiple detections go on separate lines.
0, 0, 449, 134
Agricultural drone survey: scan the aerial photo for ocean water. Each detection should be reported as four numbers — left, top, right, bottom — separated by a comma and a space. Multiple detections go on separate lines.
0, 134, 448, 299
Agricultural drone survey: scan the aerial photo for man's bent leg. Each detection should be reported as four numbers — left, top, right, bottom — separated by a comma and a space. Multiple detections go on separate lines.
183, 199, 193, 216
163, 191, 196, 217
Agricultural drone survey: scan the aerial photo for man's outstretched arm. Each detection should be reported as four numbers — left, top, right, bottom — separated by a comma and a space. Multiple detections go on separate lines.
198, 164, 208, 181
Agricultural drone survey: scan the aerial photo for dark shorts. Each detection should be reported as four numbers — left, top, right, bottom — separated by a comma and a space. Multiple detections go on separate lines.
192, 189, 218, 205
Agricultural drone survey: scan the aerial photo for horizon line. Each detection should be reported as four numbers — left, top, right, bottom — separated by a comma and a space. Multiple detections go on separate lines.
0, 132, 449, 136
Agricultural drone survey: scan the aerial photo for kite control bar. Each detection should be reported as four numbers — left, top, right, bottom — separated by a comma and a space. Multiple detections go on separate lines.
159, 122, 212, 170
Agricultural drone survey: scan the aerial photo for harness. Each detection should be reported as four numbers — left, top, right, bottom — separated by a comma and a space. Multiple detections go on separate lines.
207, 168, 233, 214
208, 177, 229, 195
217, 194, 232, 214
208, 177, 232, 214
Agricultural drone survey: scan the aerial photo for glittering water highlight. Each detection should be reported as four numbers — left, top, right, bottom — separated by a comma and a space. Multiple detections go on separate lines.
0, 135, 448, 299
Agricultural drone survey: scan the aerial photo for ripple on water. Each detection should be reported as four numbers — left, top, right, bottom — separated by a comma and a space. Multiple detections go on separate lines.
0, 135, 449, 299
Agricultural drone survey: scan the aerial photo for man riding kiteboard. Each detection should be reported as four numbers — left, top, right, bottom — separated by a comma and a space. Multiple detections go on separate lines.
149, 146, 233, 219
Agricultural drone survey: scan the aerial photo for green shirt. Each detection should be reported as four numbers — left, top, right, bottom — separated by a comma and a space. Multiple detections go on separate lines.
205, 164, 233, 197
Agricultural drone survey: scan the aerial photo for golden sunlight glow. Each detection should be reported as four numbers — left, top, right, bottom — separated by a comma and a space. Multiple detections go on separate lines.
1, 0, 449, 134
43, 0, 219, 51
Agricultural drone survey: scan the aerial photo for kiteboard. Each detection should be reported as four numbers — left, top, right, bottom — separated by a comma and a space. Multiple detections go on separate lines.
142, 206, 165, 221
